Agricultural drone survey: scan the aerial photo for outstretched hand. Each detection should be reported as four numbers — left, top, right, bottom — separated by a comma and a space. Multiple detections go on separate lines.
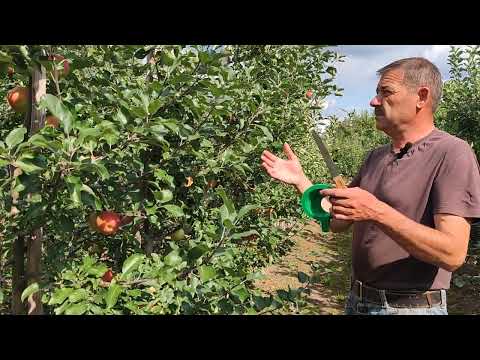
261, 143, 308, 187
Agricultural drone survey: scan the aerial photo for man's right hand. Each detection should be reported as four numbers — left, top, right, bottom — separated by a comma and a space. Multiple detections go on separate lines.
261, 143, 312, 193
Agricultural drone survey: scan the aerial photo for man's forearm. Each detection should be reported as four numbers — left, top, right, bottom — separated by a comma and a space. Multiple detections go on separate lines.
374, 202, 466, 271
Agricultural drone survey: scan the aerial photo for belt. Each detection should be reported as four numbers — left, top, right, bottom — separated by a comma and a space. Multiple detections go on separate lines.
351, 280, 443, 308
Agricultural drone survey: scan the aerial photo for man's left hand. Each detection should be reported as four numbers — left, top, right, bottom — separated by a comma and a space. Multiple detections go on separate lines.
320, 187, 383, 222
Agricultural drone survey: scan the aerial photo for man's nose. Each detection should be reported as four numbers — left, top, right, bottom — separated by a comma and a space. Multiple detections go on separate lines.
370, 94, 381, 107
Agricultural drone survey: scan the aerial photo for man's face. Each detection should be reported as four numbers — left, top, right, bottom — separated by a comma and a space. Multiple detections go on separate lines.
370, 68, 418, 133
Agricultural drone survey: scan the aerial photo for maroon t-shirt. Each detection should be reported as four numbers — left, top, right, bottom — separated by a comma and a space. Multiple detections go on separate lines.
349, 128, 480, 290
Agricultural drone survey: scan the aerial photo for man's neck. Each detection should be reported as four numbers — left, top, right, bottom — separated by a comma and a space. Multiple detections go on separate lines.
390, 124, 435, 152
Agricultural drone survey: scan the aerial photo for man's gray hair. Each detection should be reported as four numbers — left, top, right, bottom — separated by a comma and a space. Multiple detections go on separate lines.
377, 57, 443, 112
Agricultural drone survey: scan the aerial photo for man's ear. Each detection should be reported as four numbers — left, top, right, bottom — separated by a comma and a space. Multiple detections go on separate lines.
417, 87, 429, 109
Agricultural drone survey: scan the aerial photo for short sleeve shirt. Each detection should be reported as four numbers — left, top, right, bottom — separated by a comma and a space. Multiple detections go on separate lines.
349, 128, 480, 290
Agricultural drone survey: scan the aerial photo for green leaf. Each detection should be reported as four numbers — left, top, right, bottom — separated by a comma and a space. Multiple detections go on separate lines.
39, 94, 75, 135
64, 303, 88, 315
65, 175, 80, 185
81, 256, 95, 272
115, 109, 128, 126
237, 204, 259, 221
163, 120, 180, 134
121, 254, 144, 276
297, 272, 310, 284
0, 289, 4, 304
134, 48, 151, 59
199, 265, 217, 282
21, 282, 40, 303
199, 51, 211, 64
154, 169, 175, 187
13, 160, 43, 174
130, 105, 147, 118
105, 284, 123, 309
102, 131, 119, 146
68, 289, 88, 303
0, 159, 9, 167
231, 230, 259, 240
6, 127, 27, 150
240, 141, 255, 153
164, 250, 182, 267
148, 99, 163, 115
48, 288, 74, 305
81, 184, 97, 198
256, 125, 273, 142
54, 301, 71, 315
0, 51, 13, 63
13, 160, 42, 174
86, 263, 108, 277
231, 285, 250, 303
246, 307, 257, 315
28, 134, 49, 149
219, 204, 230, 226
162, 204, 184, 217
28, 193, 42, 203
216, 187, 236, 216
78, 128, 101, 144
160, 50, 175, 66
277, 289, 290, 302
69, 183, 82, 205
92, 161, 110, 180
188, 245, 209, 261
254, 295, 273, 310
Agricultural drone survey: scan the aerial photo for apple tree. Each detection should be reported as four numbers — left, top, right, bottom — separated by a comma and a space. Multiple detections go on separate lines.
0, 45, 343, 314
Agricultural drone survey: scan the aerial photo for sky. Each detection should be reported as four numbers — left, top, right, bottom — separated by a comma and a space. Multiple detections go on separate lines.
321, 45, 466, 119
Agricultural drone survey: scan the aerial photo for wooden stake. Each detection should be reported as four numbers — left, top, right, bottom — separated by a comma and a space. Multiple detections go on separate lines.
25, 64, 46, 315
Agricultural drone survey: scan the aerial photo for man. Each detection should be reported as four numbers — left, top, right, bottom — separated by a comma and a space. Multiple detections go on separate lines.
260, 57, 480, 315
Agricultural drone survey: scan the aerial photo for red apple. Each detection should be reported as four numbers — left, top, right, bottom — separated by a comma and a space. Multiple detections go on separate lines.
306, 89, 314, 99
94, 211, 122, 235
102, 269, 114, 282
7, 86, 29, 113
48, 54, 70, 78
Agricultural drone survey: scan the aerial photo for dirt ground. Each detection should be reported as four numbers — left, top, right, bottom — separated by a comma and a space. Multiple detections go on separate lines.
255, 221, 351, 314
255, 221, 480, 315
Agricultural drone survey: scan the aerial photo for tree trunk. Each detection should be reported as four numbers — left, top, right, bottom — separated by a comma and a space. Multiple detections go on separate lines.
25, 65, 46, 315
26, 229, 43, 314
11, 236, 26, 314
142, 53, 155, 257
10, 76, 35, 315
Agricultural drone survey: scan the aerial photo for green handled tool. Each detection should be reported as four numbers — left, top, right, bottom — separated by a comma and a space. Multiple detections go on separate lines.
300, 129, 348, 231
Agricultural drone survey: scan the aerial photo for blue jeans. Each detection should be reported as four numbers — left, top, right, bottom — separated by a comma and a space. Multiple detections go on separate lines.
344, 289, 448, 315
